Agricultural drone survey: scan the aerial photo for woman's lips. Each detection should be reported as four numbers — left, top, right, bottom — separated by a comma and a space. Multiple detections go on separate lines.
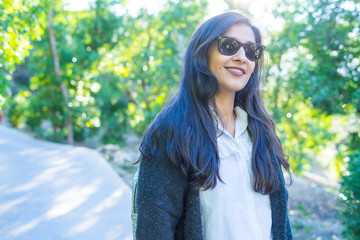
225, 67, 245, 76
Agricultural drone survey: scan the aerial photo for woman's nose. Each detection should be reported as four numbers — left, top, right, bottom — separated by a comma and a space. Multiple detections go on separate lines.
232, 47, 247, 62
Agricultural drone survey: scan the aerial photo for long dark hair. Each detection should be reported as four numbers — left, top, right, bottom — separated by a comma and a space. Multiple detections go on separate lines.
139, 11, 291, 194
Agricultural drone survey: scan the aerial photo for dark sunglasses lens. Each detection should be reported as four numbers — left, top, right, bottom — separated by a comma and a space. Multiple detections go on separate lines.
219, 38, 239, 55
218, 37, 264, 60
244, 44, 263, 61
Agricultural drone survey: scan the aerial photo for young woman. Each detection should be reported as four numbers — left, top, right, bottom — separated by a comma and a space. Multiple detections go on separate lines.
132, 11, 292, 240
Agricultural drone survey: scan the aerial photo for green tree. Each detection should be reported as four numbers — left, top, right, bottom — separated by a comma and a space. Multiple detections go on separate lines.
338, 133, 360, 239
268, 0, 359, 237
87, 0, 208, 140
116, 0, 208, 134
48, 2, 74, 144
7, 0, 208, 144
272, 0, 359, 114
7, 0, 124, 140
0, 0, 49, 98
265, 0, 359, 172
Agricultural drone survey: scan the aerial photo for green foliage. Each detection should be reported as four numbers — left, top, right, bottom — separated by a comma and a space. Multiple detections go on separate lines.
269, 2, 359, 236
6, 0, 125, 142
108, 0, 208, 136
6, 0, 208, 144
27, 84, 65, 139
7, 91, 30, 128
93, 73, 128, 144
0, 0, 50, 97
0, 93, 5, 115
264, 54, 337, 172
338, 133, 360, 239
265, 0, 359, 173
272, 0, 359, 115
270, 0, 359, 237
274, 98, 335, 172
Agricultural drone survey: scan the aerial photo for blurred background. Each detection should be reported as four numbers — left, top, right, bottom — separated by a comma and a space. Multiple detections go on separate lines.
0, 0, 359, 239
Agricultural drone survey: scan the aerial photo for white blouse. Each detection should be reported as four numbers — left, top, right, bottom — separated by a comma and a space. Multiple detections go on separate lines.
199, 106, 272, 240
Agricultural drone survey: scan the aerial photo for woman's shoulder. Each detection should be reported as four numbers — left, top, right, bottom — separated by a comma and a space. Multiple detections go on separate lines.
150, 109, 175, 136
138, 109, 189, 179
139, 110, 175, 155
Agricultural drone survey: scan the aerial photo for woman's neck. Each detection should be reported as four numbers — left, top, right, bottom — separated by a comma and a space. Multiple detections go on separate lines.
214, 91, 236, 137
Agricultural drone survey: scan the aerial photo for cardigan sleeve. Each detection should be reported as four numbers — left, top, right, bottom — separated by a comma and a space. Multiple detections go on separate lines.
135, 134, 188, 239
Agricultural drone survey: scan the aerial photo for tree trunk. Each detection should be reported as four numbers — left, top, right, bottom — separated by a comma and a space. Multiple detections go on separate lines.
48, 4, 74, 145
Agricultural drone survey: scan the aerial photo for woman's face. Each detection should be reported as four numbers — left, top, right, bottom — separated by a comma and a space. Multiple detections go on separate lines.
208, 23, 256, 94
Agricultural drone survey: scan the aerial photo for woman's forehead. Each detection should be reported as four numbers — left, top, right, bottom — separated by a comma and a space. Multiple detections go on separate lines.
221, 23, 256, 43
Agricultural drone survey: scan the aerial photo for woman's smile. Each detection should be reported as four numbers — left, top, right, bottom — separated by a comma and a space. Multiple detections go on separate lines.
225, 66, 245, 76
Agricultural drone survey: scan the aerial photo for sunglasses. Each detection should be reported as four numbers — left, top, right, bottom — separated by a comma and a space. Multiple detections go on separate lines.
217, 35, 265, 61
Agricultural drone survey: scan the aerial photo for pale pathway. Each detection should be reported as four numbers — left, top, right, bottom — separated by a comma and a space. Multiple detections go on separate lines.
0, 125, 133, 240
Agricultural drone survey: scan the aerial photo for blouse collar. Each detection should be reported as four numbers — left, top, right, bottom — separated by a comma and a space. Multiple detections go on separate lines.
210, 106, 248, 139
234, 106, 248, 138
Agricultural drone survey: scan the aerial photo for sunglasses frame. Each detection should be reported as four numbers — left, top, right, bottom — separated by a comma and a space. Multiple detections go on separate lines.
217, 35, 265, 61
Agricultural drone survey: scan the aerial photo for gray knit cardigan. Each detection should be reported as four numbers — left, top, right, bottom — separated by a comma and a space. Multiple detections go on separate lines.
133, 125, 292, 240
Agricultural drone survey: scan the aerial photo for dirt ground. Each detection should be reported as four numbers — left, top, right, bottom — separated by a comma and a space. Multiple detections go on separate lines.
286, 170, 344, 240
100, 145, 345, 240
